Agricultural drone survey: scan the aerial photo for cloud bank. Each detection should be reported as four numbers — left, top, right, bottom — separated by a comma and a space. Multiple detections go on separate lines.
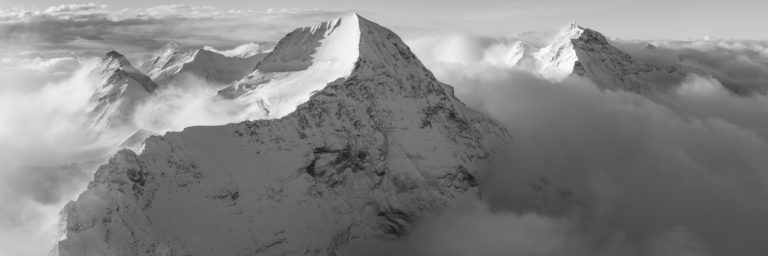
1, 7, 768, 256
0, 57, 106, 256
0, 4, 347, 58
384, 33, 768, 256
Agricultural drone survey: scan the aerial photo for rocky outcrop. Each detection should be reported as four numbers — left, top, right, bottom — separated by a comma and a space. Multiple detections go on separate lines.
59, 14, 511, 256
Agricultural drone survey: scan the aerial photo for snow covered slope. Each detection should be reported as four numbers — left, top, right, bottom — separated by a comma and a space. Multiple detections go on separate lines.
535, 22, 684, 92
203, 42, 273, 58
491, 23, 684, 93
84, 51, 158, 138
486, 41, 539, 71
218, 14, 364, 119
145, 42, 267, 86
58, 14, 510, 256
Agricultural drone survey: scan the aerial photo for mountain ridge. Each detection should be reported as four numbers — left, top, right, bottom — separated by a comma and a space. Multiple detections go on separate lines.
494, 22, 686, 93
84, 51, 158, 138
144, 42, 267, 86
59, 13, 511, 256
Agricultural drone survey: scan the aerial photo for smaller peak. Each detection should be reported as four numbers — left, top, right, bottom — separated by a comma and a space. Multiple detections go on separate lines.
102, 50, 131, 67
568, 21, 582, 30
551, 22, 586, 42
105, 50, 124, 59
347, 12, 370, 22
512, 41, 535, 52
516, 40, 532, 47
161, 41, 180, 51
338, 12, 362, 23
307, 13, 361, 34
553, 21, 609, 45
560, 22, 585, 36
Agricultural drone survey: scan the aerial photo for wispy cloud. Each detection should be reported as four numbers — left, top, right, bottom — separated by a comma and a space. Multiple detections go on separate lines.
404, 34, 768, 255
0, 4, 348, 57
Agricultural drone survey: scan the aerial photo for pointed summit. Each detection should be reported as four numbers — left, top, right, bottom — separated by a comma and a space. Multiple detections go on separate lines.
535, 22, 683, 92
98, 50, 133, 72
92, 50, 157, 93
144, 42, 266, 86
60, 15, 510, 256
85, 50, 158, 136
160, 41, 180, 52
220, 13, 438, 118
564, 21, 585, 38
104, 50, 126, 61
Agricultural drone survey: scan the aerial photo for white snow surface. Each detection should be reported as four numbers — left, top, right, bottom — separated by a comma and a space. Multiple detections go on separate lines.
58, 13, 511, 256
203, 42, 272, 58
219, 13, 362, 119
145, 42, 267, 86
84, 51, 158, 141
495, 22, 685, 93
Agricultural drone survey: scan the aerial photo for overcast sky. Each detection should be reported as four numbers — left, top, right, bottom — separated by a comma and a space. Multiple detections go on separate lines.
1, 0, 767, 40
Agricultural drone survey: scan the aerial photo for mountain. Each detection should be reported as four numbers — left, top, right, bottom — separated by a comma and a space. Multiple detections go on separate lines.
203, 42, 273, 58
58, 13, 511, 256
538, 22, 685, 92
84, 51, 158, 138
117, 129, 159, 152
488, 41, 539, 71
217, 14, 366, 119
499, 23, 684, 93
144, 42, 268, 86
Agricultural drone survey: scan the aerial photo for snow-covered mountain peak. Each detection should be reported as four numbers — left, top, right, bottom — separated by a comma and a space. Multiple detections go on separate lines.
253, 13, 360, 74
202, 42, 271, 58
533, 23, 683, 92
60, 15, 511, 256
564, 21, 585, 38
144, 43, 266, 86
160, 41, 180, 52
92, 50, 157, 93
220, 13, 431, 119
100, 50, 132, 68
85, 51, 159, 138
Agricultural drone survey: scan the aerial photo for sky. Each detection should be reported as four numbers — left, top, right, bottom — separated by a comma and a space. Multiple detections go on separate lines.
1, 0, 768, 40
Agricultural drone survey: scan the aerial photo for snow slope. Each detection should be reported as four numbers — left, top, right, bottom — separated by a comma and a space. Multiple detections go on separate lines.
145, 42, 267, 86
496, 23, 684, 93
218, 14, 363, 119
203, 42, 272, 58
486, 41, 539, 71
539, 22, 685, 92
58, 14, 511, 256
84, 51, 158, 139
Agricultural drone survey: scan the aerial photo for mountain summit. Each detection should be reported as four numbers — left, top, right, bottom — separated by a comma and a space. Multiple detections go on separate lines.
219, 13, 367, 118
493, 22, 684, 93
539, 22, 684, 92
144, 42, 267, 86
59, 14, 510, 256
84, 51, 158, 137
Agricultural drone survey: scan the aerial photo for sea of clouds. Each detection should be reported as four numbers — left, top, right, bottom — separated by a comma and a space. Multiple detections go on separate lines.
1, 4, 768, 256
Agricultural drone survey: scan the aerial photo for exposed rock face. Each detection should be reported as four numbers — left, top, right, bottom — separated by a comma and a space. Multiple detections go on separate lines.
494, 23, 685, 93
144, 42, 267, 86
58, 14, 511, 256
85, 51, 158, 137
218, 14, 364, 119
538, 23, 684, 93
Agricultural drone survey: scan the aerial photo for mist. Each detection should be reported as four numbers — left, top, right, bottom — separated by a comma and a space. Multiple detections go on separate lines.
375, 34, 768, 256
1, 7, 768, 255
0, 50, 253, 256
0, 57, 107, 256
